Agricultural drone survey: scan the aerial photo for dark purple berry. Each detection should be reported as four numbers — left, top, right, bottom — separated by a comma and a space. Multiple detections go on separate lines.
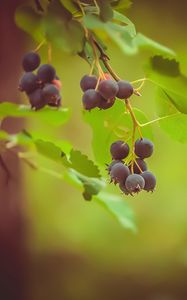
28, 88, 46, 110
110, 163, 130, 184
48, 95, 61, 107
116, 80, 133, 99
106, 160, 123, 173
141, 171, 156, 192
98, 79, 119, 100
110, 140, 129, 160
135, 138, 154, 159
42, 84, 60, 105
125, 174, 145, 194
129, 158, 147, 174
37, 64, 56, 83
97, 97, 115, 110
19, 72, 38, 93
80, 75, 97, 91
119, 182, 130, 195
82, 89, 101, 111
22, 51, 40, 72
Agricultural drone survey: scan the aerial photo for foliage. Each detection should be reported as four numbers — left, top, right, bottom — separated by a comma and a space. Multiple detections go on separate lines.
0, 0, 186, 230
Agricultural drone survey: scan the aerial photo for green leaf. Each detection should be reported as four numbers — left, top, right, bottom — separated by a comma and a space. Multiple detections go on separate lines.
83, 100, 153, 165
111, 0, 132, 12
113, 10, 136, 36
94, 192, 136, 231
35, 140, 65, 161
0, 103, 70, 126
83, 15, 174, 56
15, 5, 45, 42
145, 56, 187, 113
60, 0, 78, 14
69, 150, 101, 178
97, 0, 114, 22
155, 89, 187, 143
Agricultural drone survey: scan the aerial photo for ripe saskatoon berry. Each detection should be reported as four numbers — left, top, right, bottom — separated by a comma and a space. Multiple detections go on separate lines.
119, 182, 130, 195
37, 64, 56, 83
129, 158, 147, 174
98, 79, 119, 100
141, 171, 156, 192
80, 75, 97, 91
125, 174, 145, 194
42, 84, 60, 105
48, 95, 61, 107
28, 88, 46, 110
19, 72, 39, 93
116, 80, 134, 99
110, 163, 130, 184
106, 160, 123, 173
97, 97, 115, 110
82, 89, 101, 110
135, 138, 154, 159
22, 51, 41, 72
110, 140, 129, 160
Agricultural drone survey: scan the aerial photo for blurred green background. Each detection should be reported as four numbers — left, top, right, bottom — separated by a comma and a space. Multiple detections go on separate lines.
10, 1, 187, 299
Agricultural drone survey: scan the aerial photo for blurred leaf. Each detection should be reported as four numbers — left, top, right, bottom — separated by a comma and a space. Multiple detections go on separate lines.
0, 103, 70, 126
113, 10, 136, 36
69, 150, 101, 178
60, 0, 78, 14
83, 101, 153, 165
15, 4, 45, 42
155, 89, 187, 143
145, 56, 187, 113
97, 0, 114, 22
94, 192, 136, 231
111, 0, 132, 12
83, 15, 174, 56
35, 140, 65, 161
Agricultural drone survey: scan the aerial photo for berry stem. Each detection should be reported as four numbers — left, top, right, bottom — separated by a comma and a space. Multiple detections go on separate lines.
77, 0, 86, 16
140, 112, 180, 127
34, 39, 46, 52
48, 43, 52, 64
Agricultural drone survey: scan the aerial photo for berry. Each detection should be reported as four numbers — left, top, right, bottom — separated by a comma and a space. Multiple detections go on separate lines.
22, 51, 40, 72
125, 174, 145, 194
42, 84, 60, 105
52, 79, 62, 90
82, 89, 101, 110
98, 79, 119, 100
141, 171, 156, 192
80, 75, 97, 91
28, 88, 46, 110
97, 97, 115, 110
129, 158, 147, 174
19, 72, 38, 93
110, 140, 129, 160
37, 64, 56, 83
48, 95, 61, 107
110, 163, 130, 184
106, 160, 123, 173
119, 182, 130, 195
135, 138, 154, 159
116, 80, 133, 99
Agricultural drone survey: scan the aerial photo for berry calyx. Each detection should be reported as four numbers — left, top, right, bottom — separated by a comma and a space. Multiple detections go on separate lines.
125, 174, 145, 194
116, 80, 133, 99
80, 75, 98, 91
37, 64, 56, 83
82, 89, 101, 110
135, 138, 154, 159
110, 140, 129, 160
98, 79, 119, 100
42, 84, 60, 105
141, 171, 156, 192
22, 51, 41, 72
110, 163, 130, 184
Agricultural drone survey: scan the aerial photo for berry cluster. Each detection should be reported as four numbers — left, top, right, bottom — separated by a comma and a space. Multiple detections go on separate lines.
80, 74, 134, 111
19, 52, 62, 110
107, 138, 156, 195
